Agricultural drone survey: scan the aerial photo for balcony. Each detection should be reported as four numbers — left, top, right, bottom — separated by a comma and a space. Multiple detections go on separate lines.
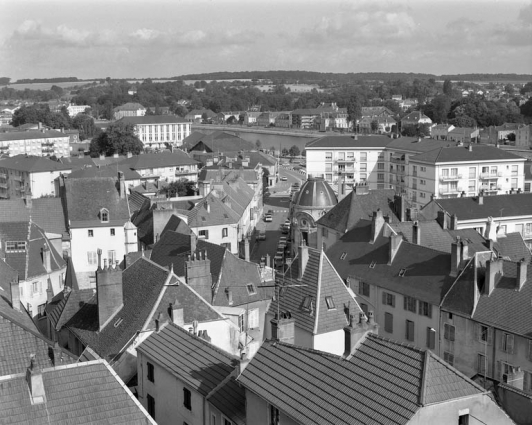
480, 173, 500, 180
440, 186, 463, 195
481, 186, 501, 193
390, 157, 404, 164
42, 147, 55, 153
0, 146, 9, 152
42, 141, 55, 147
440, 174, 462, 182
0, 181, 7, 189
336, 158, 355, 164
0, 172, 6, 179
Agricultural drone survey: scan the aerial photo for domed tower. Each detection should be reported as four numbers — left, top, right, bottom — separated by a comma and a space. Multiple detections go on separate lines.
290, 177, 338, 250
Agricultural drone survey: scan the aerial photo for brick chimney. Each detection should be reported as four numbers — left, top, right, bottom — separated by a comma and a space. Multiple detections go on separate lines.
185, 250, 212, 302
343, 312, 379, 358
42, 244, 52, 273
270, 311, 295, 344
484, 216, 497, 241
388, 233, 402, 265
485, 257, 503, 296
10, 277, 20, 311
298, 240, 309, 280
412, 221, 421, 245
118, 171, 125, 199
450, 214, 458, 230
26, 355, 45, 405
371, 209, 385, 244
96, 259, 124, 331
171, 299, 184, 326
517, 258, 528, 291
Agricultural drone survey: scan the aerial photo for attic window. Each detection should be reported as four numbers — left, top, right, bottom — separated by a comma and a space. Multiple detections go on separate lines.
113, 317, 123, 327
340, 252, 347, 260
201, 216, 206, 222
302, 296, 312, 311
246, 284, 256, 295
398, 268, 407, 277
100, 208, 109, 223
6, 241, 27, 252
224, 214, 229, 219
325, 296, 335, 310
369, 261, 377, 269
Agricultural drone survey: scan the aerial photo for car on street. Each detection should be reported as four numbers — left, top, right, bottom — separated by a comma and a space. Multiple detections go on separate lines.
258, 229, 266, 240
264, 213, 273, 222
268, 209, 274, 216
282, 225, 289, 234
279, 236, 287, 243
284, 219, 291, 227
260, 256, 267, 267
280, 176, 287, 181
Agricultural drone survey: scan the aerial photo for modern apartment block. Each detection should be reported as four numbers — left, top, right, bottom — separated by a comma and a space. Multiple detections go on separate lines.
0, 129, 70, 157
118, 115, 191, 149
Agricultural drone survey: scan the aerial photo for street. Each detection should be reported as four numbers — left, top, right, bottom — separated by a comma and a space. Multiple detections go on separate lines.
251, 165, 305, 265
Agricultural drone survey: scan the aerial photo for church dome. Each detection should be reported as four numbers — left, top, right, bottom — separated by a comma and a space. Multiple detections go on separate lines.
293, 177, 338, 209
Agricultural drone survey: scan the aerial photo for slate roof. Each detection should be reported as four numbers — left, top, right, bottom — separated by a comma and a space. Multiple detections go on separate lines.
67, 163, 142, 181
237, 335, 484, 425
184, 131, 256, 152
0, 199, 30, 222
327, 220, 454, 305
0, 154, 71, 172
0, 130, 70, 143
442, 258, 532, 337
0, 360, 155, 424
198, 167, 260, 185
274, 247, 362, 335
425, 193, 532, 221
410, 145, 524, 164
120, 149, 199, 169
64, 176, 130, 226
386, 137, 457, 154
306, 135, 396, 149
65, 257, 176, 360
493, 232, 532, 262
113, 102, 146, 111
118, 115, 188, 125
293, 177, 337, 208
128, 191, 150, 216
31, 198, 68, 237
46, 287, 95, 332
207, 373, 246, 425
137, 322, 239, 397
317, 189, 399, 233
188, 193, 240, 227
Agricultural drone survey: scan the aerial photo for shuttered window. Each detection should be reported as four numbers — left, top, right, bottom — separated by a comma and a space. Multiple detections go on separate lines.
406, 320, 415, 341
501, 333, 514, 354
384, 313, 393, 334
444, 323, 455, 341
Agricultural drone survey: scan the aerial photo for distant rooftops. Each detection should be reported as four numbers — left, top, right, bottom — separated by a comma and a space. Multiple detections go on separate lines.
306, 134, 399, 149
118, 115, 189, 125
410, 144, 525, 164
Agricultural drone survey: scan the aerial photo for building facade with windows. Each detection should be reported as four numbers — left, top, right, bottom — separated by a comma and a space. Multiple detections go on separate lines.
118, 116, 192, 149
0, 130, 70, 158
113, 102, 146, 120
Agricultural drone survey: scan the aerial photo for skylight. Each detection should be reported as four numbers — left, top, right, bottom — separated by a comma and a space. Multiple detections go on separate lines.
246, 284, 256, 295
398, 268, 407, 277
302, 296, 312, 311
325, 296, 335, 310
369, 261, 376, 269
340, 252, 347, 260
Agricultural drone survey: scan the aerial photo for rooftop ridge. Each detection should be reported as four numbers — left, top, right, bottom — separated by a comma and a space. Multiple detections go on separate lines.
267, 339, 345, 361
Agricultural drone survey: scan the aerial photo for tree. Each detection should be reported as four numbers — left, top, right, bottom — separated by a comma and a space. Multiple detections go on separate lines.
159, 179, 195, 197
507, 133, 516, 142
281, 147, 289, 157
239, 113, 245, 126
443, 79, 453, 96
370, 120, 379, 133
288, 145, 300, 157
430, 95, 452, 123
226, 115, 236, 125
201, 112, 210, 123
72, 114, 97, 140
504, 84, 515, 95
89, 121, 143, 157
255, 140, 262, 149
346, 95, 362, 131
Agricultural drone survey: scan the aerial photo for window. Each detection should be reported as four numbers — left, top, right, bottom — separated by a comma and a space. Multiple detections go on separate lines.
359, 163, 367, 172
442, 168, 449, 177
498, 361, 515, 381
359, 281, 370, 297
501, 333, 514, 354
468, 180, 475, 193
420, 192, 426, 199
384, 312, 393, 333
398, 268, 407, 277
419, 301, 432, 318
338, 152, 345, 160
183, 388, 192, 410
246, 284, 256, 295
325, 296, 335, 310
404, 296, 416, 313
108, 250, 116, 264
377, 173, 384, 181
444, 323, 455, 341
6, 241, 26, 252
100, 208, 109, 223
269, 404, 280, 425
223, 418, 232, 425
420, 166, 426, 172
32, 281, 41, 295
199, 230, 209, 239
147, 362, 154, 382
420, 179, 426, 185
360, 152, 367, 161
382, 292, 395, 307
222, 228, 228, 238
325, 152, 332, 160
477, 354, 487, 375
525, 371, 532, 392
88, 229, 94, 237
511, 165, 518, 176
469, 167, 476, 178
87, 251, 97, 265
458, 414, 469, 425
427, 327, 436, 349
377, 162, 384, 170
444, 351, 454, 366
477, 324, 493, 345
247, 308, 259, 329
110, 228, 115, 236
37, 303, 47, 319
359, 173, 367, 182
147, 394, 155, 419
451, 167, 458, 176
406, 320, 415, 341
211, 415, 216, 425
511, 178, 518, 189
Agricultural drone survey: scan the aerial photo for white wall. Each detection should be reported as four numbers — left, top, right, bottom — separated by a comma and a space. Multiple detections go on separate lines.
20, 267, 65, 320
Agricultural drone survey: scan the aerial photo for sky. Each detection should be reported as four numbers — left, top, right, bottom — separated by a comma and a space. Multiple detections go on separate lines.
0, 0, 531, 80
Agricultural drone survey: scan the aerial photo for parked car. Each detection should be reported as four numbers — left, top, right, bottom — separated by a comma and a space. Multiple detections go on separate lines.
280, 176, 288, 181
282, 225, 290, 234
268, 209, 274, 216
258, 230, 266, 240
264, 214, 273, 222
259, 256, 267, 267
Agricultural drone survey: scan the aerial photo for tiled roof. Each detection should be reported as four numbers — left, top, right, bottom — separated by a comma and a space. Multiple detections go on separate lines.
121, 149, 199, 169
137, 322, 239, 397
46, 287, 95, 332
238, 335, 483, 425
410, 145, 524, 164
199, 167, 260, 184
0, 199, 30, 222
118, 115, 188, 125
64, 176, 130, 225
0, 130, 70, 142
30, 198, 68, 236
67, 163, 142, 181
386, 137, 456, 154
493, 232, 532, 262
207, 373, 246, 425
0, 360, 155, 424
113, 102, 145, 111
317, 189, 400, 233
0, 154, 71, 172
425, 193, 532, 221
306, 135, 396, 149
327, 220, 454, 305
442, 258, 532, 336
401, 111, 431, 122
274, 248, 362, 335
65, 258, 176, 360
188, 193, 240, 227
184, 131, 256, 152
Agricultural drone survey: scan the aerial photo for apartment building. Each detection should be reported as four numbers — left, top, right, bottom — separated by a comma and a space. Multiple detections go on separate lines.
515, 124, 531, 148
305, 135, 397, 189
118, 116, 191, 149
0, 129, 70, 157
113, 102, 146, 120
408, 144, 526, 209
66, 104, 89, 116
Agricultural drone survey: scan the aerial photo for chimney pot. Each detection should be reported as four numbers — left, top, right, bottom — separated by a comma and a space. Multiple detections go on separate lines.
517, 258, 528, 290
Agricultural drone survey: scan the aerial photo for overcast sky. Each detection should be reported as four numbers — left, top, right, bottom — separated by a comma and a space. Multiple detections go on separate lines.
0, 0, 531, 80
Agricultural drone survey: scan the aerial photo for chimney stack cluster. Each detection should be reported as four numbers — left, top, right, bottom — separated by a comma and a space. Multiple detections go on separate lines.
343, 312, 379, 357
371, 209, 385, 244
450, 236, 469, 277
96, 250, 124, 331
271, 311, 295, 344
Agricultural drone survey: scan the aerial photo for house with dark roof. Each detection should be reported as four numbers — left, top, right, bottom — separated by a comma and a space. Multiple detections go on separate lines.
117, 115, 192, 148
421, 193, 532, 250
237, 334, 514, 425
67, 160, 143, 188
0, 130, 70, 158
184, 108, 217, 123
440, 253, 532, 425
400, 110, 432, 127
305, 134, 398, 189
113, 102, 146, 120
448, 127, 480, 144
137, 322, 242, 425
61, 175, 138, 288
0, 154, 72, 199
183, 130, 256, 154
0, 358, 156, 424
408, 144, 526, 209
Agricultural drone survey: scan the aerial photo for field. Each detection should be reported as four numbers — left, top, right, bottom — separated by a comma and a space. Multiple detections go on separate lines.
5, 81, 99, 91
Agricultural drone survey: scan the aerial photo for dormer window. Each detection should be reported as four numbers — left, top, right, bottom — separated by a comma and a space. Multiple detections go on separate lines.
246, 284, 256, 295
398, 268, 407, 277
100, 208, 109, 223
325, 296, 335, 310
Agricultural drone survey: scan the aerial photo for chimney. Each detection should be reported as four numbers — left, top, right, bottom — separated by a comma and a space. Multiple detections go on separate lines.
450, 236, 461, 277
26, 355, 45, 405
298, 240, 309, 280
244, 237, 250, 262
190, 232, 197, 253
485, 257, 503, 296
393, 194, 406, 222
478, 192, 484, 205
24, 191, 32, 209
42, 245, 52, 273
270, 312, 295, 344
343, 312, 379, 358
185, 250, 213, 302
53, 342, 63, 365
354, 182, 369, 195
96, 260, 124, 331
450, 213, 458, 230
517, 258, 527, 291
436, 210, 447, 230
10, 277, 20, 311
460, 239, 469, 263
170, 299, 184, 326
99, 153, 105, 160
46, 277, 53, 303
155, 312, 163, 333
468, 144, 473, 152
388, 233, 402, 265
371, 209, 385, 243
118, 171, 125, 198
484, 216, 497, 241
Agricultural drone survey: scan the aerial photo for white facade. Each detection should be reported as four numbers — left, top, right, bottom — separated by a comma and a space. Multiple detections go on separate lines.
0, 132, 70, 158
135, 162, 198, 183
192, 223, 240, 255
66, 105, 89, 117
0, 168, 71, 199
20, 266, 66, 321
136, 122, 191, 148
